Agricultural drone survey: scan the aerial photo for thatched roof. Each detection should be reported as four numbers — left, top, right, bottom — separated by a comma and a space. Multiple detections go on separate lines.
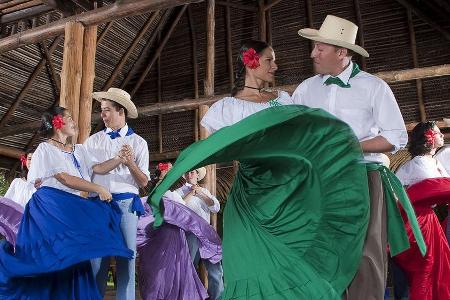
0, 0, 449, 176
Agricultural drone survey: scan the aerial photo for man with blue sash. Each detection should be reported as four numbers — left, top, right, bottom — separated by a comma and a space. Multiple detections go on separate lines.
85, 87, 150, 299
292, 15, 416, 300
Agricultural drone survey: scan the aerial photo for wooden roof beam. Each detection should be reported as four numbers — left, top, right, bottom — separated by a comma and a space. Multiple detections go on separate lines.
394, 0, 450, 41
0, 4, 53, 24
0, 35, 63, 132
130, 5, 188, 97
0, 0, 203, 53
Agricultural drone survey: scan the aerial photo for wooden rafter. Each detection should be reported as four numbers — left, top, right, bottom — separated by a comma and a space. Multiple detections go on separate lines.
353, 0, 366, 70
102, 11, 159, 90
0, 0, 30, 10
0, 35, 63, 131
130, 5, 188, 97
119, 10, 171, 89
1, 0, 41, 14
216, 1, 257, 12
0, 4, 53, 24
96, 21, 113, 45
264, 0, 281, 11
394, 0, 450, 41
0, 0, 203, 53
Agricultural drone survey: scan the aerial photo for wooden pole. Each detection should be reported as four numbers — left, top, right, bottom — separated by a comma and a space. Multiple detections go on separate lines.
258, 0, 266, 42
0, 0, 203, 53
407, 9, 426, 122
224, 0, 233, 89
0, 145, 24, 159
187, 6, 199, 141
157, 32, 163, 154
78, 25, 97, 143
353, 0, 366, 70
204, 0, 215, 97
59, 21, 84, 142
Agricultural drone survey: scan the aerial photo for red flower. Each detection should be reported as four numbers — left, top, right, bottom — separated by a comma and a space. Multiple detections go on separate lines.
158, 163, 171, 172
19, 154, 27, 168
242, 48, 260, 69
52, 114, 65, 129
424, 129, 437, 146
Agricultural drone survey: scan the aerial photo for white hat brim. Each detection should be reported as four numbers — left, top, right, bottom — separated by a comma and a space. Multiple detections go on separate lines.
92, 91, 138, 119
298, 28, 369, 58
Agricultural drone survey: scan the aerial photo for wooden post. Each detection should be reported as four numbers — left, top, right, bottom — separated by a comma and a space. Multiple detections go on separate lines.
187, 6, 200, 142
407, 9, 426, 122
157, 32, 163, 154
60, 22, 84, 142
258, 0, 266, 42
78, 25, 97, 143
205, 0, 215, 97
224, 0, 233, 89
353, 0, 366, 70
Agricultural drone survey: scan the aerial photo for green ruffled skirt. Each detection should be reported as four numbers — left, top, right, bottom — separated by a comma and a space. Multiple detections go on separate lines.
149, 105, 370, 299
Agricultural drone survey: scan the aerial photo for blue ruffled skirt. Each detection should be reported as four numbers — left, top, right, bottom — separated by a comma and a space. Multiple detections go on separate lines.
0, 187, 133, 299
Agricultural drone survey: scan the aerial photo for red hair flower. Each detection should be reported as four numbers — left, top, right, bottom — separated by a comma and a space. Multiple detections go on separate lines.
19, 154, 27, 168
424, 129, 437, 146
242, 48, 260, 69
52, 114, 65, 129
158, 163, 171, 172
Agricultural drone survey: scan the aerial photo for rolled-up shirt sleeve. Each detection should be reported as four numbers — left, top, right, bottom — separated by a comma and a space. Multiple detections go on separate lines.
372, 81, 408, 152
202, 188, 220, 213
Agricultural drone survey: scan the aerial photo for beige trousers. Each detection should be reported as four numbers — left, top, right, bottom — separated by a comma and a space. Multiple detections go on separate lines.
345, 171, 388, 300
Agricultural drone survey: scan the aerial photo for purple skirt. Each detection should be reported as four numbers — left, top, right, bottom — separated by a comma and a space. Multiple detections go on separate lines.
137, 197, 222, 300
0, 197, 24, 247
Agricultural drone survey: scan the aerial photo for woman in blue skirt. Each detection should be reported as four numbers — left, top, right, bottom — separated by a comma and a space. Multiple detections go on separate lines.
0, 106, 133, 299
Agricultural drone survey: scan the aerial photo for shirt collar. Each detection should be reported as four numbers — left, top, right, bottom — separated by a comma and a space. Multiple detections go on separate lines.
105, 123, 129, 136
322, 61, 354, 85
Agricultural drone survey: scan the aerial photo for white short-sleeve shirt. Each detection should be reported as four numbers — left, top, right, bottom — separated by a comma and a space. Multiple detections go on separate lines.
395, 155, 449, 187
4, 178, 36, 207
292, 61, 408, 163
201, 90, 294, 134
435, 146, 450, 175
84, 124, 150, 194
27, 142, 94, 196
175, 183, 220, 224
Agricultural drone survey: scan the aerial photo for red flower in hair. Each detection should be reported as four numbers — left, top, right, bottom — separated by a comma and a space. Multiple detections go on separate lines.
242, 48, 260, 69
52, 114, 65, 129
424, 129, 437, 146
19, 155, 27, 168
158, 163, 171, 172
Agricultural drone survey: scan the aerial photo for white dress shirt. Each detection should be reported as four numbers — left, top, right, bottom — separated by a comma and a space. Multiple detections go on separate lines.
27, 142, 93, 196
396, 155, 449, 187
83, 124, 150, 194
201, 90, 294, 134
435, 146, 450, 174
175, 183, 220, 223
292, 62, 408, 162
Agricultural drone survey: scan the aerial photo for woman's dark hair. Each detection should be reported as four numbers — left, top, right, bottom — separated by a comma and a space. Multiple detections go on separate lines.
408, 121, 436, 157
231, 40, 271, 97
40, 106, 67, 138
20, 151, 33, 179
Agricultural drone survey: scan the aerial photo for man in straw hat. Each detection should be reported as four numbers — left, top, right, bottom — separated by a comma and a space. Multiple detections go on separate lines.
85, 87, 150, 299
176, 167, 224, 300
292, 15, 408, 300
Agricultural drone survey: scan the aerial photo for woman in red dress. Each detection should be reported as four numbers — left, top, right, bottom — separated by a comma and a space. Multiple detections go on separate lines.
395, 121, 450, 300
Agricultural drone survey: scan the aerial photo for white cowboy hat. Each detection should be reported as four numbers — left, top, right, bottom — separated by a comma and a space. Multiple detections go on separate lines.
92, 87, 138, 119
298, 15, 369, 57
182, 167, 207, 182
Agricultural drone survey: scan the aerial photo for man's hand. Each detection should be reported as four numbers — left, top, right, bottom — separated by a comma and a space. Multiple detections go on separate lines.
34, 179, 42, 189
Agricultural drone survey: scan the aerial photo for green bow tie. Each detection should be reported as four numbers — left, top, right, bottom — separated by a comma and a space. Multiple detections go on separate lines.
324, 63, 360, 88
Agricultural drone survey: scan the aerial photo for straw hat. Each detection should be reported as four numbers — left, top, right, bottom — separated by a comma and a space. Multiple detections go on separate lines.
92, 87, 138, 119
183, 167, 207, 182
298, 15, 369, 57
196, 167, 207, 181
